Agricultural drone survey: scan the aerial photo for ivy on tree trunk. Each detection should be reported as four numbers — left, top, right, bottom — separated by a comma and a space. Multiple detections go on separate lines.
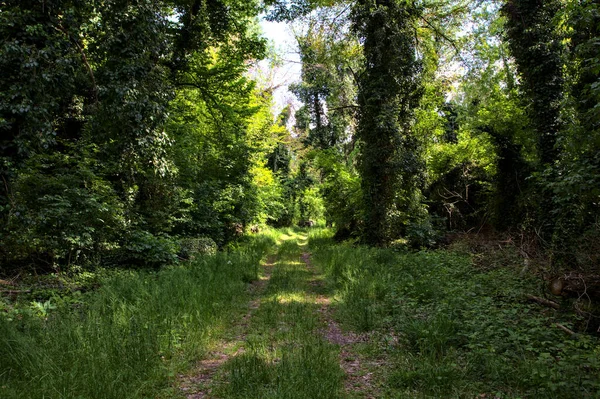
502, 0, 564, 166
353, 0, 424, 246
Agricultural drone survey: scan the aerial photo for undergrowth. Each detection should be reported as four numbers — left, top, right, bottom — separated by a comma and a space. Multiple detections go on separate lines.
308, 228, 600, 398
0, 231, 277, 399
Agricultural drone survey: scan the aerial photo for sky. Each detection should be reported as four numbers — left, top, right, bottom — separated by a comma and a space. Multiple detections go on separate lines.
256, 18, 303, 115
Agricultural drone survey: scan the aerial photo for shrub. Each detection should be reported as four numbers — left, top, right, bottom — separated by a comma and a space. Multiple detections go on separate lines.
2, 151, 125, 270
179, 236, 218, 260
120, 230, 179, 267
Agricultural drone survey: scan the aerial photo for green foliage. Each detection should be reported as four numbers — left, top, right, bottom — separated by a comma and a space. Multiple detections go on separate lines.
2, 149, 124, 269
267, 143, 292, 176
309, 231, 600, 398
0, 0, 272, 271
315, 150, 362, 239
298, 187, 325, 223
0, 0, 92, 159
166, 39, 270, 243
502, 0, 565, 166
291, 5, 359, 153
263, 0, 334, 22
250, 163, 287, 226
179, 236, 218, 260
119, 230, 179, 267
0, 231, 276, 399
566, 0, 600, 136
544, 0, 600, 269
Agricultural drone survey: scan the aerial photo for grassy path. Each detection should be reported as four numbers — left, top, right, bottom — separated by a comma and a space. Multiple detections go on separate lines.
302, 251, 384, 399
177, 254, 277, 398
177, 229, 370, 398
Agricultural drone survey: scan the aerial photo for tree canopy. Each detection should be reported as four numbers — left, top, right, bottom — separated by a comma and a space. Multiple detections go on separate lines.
0, 0, 599, 277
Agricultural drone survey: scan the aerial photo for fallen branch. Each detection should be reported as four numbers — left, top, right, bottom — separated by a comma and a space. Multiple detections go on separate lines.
0, 279, 17, 287
555, 323, 576, 336
1, 289, 31, 295
526, 295, 560, 309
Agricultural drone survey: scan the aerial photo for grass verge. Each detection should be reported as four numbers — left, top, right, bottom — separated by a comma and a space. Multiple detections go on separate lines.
308, 228, 600, 399
0, 232, 277, 399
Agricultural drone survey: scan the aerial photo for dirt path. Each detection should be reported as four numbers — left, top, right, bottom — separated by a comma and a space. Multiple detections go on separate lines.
177, 255, 277, 398
301, 251, 384, 399
177, 232, 383, 398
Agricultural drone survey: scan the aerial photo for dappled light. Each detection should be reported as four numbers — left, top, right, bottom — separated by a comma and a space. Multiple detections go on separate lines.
1, 0, 599, 397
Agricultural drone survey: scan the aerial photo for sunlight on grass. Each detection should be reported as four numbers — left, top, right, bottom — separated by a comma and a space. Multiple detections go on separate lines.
274, 229, 308, 246
0, 232, 278, 399
216, 229, 344, 398
283, 261, 304, 266
274, 291, 313, 305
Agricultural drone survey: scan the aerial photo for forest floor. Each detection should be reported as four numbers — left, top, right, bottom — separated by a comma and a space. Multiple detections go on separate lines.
1, 227, 600, 398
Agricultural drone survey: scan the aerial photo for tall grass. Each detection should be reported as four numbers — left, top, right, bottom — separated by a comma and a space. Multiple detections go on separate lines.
308, 228, 600, 398
0, 233, 276, 399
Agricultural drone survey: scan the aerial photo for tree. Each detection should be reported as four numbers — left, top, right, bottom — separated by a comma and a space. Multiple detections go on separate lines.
352, 0, 424, 246
543, 0, 600, 269
0, 0, 269, 268
501, 0, 564, 166
291, 5, 360, 153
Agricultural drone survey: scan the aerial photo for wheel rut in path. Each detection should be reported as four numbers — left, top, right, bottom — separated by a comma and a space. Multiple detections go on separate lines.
178, 232, 384, 398
302, 251, 385, 399
177, 255, 276, 398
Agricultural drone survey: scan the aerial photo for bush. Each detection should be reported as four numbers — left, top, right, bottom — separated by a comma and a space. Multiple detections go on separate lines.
119, 230, 179, 267
2, 151, 125, 270
179, 236, 218, 260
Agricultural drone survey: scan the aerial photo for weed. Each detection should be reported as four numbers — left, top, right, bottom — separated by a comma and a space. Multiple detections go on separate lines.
0, 231, 276, 399
309, 228, 600, 398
